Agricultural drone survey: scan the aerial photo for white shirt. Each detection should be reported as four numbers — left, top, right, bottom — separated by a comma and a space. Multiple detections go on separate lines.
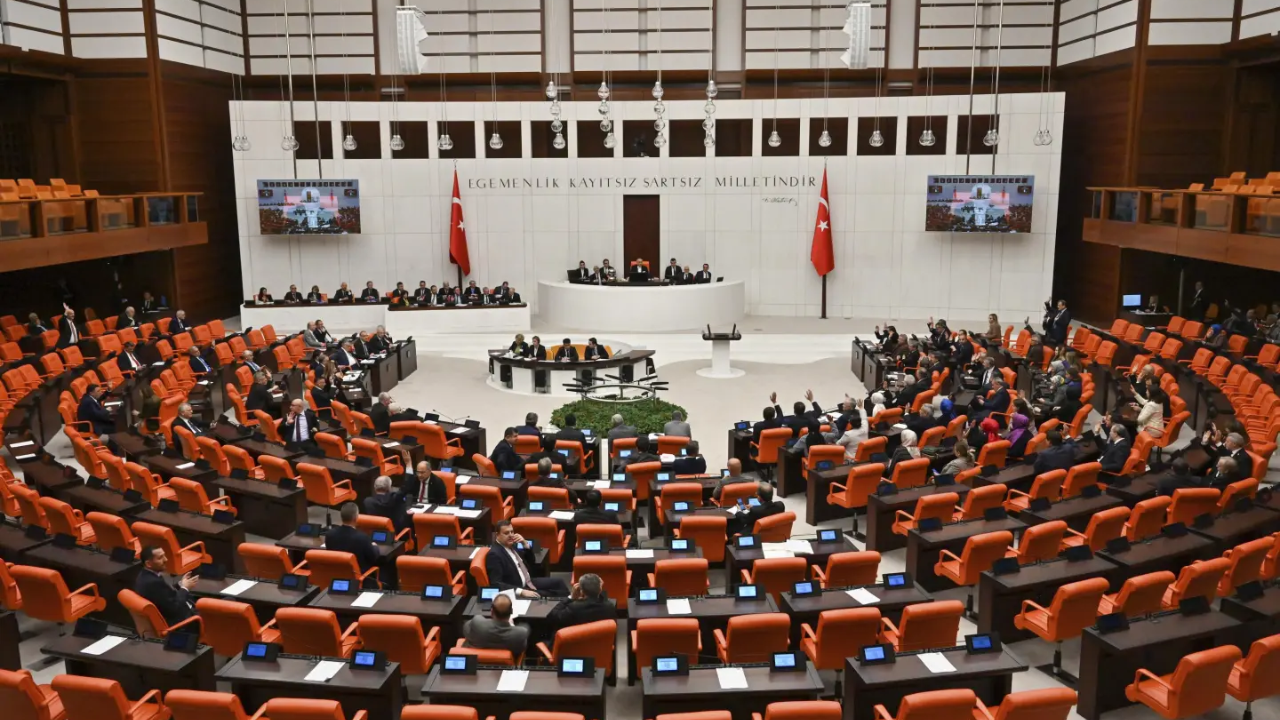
293, 412, 309, 442
503, 544, 533, 589
342, 350, 356, 366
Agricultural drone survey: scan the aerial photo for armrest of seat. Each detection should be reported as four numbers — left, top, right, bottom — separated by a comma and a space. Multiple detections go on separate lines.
130, 690, 165, 713
423, 625, 440, 647
205, 496, 234, 511
333, 479, 353, 489
446, 438, 463, 448
260, 618, 278, 633
938, 549, 962, 564
340, 621, 362, 643
801, 623, 817, 642
168, 615, 203, 635
394, 528, 412, 543
713, 628, 727, 650
358, 566, 381, 588
1133, 668, 1173, 690
972, 698, 996, 720
178, 540, 207, 557
350, 712, 368, 720
811, 565, 828, 584
872, 705, 895, 720
1063, 527, 1087, 541
894, 510, 915, 524
1006, 488, 1031, 500
69, 583, 101, 600
1020, 598, 1049, 615
536, 641, 554, 662
879, 616, 900, 635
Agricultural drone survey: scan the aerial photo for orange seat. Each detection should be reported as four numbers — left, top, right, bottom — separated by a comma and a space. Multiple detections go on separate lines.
304, 549, 380, 589
39, 497, 96, 545
296, 463, 357, 508
887, 458, 931, 489
193, 597, 281, 657
51, 675, 170, 720
1014, 577, 1110, 679
527, 486, 572, 510
258, 700, 365, 720
413, 513, 475, 546
511, 516, 566, 565
0, 667, 66, 720
1098, 571, 1175, 618
1226, 634, 1280, 717
872, 689, 976, 720
647, 558, 710, 596
934, 531, 1013, 590
953, 484, 1006, 521
237, 543, 308, 580
826, 463, 883, 530
169, 478, 235, 518
1167, 487, 1221, 526
631, 618, 701, 676
1125, 645, 1242, 719
893, 492, 959, 536
1161, 557, 1231, 610
878, 599, 964, 652
1004, 469, 1064, 513
800, 607, 880, 670
458, 484, 514, 521
741, 557, 807, 603
811, 550, 879, 588
85, 512, 140, 558
0, 561, 23, 611
535, 619, 617, 674
131, 522, 209, 574
164, 690, 252, 720
355, 614, 441, 674
751, 428, 792, 479
119, 588, 202, 640
1125, 496, 1172, 541
714, 613, 791, 663
572, 555, 631, 610
675, 515, 727, 563
273, 607, 361, 658
753, 701, 842, 720
396, 556, 466, 595
1008, 521, 1068, 565
972, 688, 1078, 720
1062, 462, 1103, 497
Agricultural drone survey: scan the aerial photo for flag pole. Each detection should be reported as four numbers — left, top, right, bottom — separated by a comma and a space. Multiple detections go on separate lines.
821, 158, 828, 320
454, 159, 463, 289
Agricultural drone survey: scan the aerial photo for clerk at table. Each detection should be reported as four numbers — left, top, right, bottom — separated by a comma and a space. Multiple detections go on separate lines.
584, 338, 609, 360
284, 285, 303, 303
525, 336, 547, 361
464, 281, 483, 302
360, 281, 380, 302
334, 283, 353, 302
664, 258, 682, 282
695, 264, 713, 283
554, 339, 579, 362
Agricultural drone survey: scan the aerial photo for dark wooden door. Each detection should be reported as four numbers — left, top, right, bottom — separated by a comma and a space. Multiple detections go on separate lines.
623, 195, 660, 269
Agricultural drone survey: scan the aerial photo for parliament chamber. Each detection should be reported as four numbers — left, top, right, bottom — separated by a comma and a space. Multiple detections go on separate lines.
4, 1, 1280, 720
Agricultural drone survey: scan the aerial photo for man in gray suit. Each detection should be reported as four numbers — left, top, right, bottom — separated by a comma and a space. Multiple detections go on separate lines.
303, 321, 326, 350
606, 413, 637, 442
712, 458, 754, 501
461, 593, 529, 656
663, 410, 691, 438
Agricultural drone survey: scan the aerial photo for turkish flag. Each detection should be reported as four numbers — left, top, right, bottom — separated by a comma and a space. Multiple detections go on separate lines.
810, 168, 835, 276
449, 170, 471, 276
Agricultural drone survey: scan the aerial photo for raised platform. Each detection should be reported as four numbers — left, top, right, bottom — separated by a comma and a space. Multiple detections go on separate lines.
240, 302, 531, 335
486, 344, 653, 396
537, 280, 745, 333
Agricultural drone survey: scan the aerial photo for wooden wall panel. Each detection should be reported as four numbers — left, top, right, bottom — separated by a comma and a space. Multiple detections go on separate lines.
73, 74, 163, 194
1134, 63, 1229, 188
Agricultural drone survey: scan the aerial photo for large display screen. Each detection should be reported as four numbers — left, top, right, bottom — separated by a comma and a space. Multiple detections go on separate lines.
257, 179, 361, 235
925, 175, 1034, 233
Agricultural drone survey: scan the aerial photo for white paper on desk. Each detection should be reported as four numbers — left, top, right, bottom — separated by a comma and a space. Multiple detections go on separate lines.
892, 423, 908, 430
918, 653, 957, 674
360, 360, 375, 366
456, 509, 483, 519
382, 441, 400, 448
220, 579, 258, 596
785, 540, 814, 555
81, 635, 127, 656
351, 592, 382, 608
13, 454, 36, 462
590, 480, 611, 489
454, 477, 470, 485
304, 660, 347, 683
152, 361, 166, 367
407, 505, 430, 515
104, 401, 123, 407
423, 419, 438, 425
762, 543, 795, 559
10, 440, 34, 448
448, 427, 468, 435
433, 505, 459, 516
198, 380, 210, 386
725, 505, 742, 516
549, 510, 575, 521
665, 598, 692, 615
176, 462, 195, 470
469, 547, 481, 559
716, 666, 749, 690
625, 549, 654, 559
846, 588, 881, 605
496, 669, 530, 692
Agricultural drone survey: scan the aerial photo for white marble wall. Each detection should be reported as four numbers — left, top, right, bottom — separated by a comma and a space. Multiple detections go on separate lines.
231, 92, 1063, 323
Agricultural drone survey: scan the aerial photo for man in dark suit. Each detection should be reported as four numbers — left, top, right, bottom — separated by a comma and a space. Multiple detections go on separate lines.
246, 373, 277, 416
785, 391, 824, 438
463, 281, 483, 302
584, 338, 609, 360
516, 413, 540, 437
628, 260, 650, 282
368, 393, 393, 435
546, 573, 616, 638
529, 457, 565, 489
1205, 457, 1242, 490
1188, 281, 1207, 320
903, 405, 937, 437
117, 306, 139, 329
486, 520, 569, 597
135, 546, 197, 624
333, 283, 354, 302
1099, 425, 1132, 474
332, 340, 361, 369
1047, 299, 1071, 346
712, 459, 753, 501
360, 281, 380, 302
1032, 431, 1076, 474
1157, 459, 1201, 497
973, 379, 1011, 426
554, 339, 579, 363
413, 281, 431, 305
1215, 433, 1252, 475
524, 337, 547, 361
555, 414, 587, 474
280, 399, 318, 448
118, 341, 144, 373
366, 326, 393, 355
571, 261, 592, 282
670, 440, 708, 475
663, 258, 681, 282
56, 309, 80, 349
139, 291, 158, 313
26, 312, 49, 338
389, 282, 409, 305
324, 503, 380, 582
406, 461, 447, 505
751, 398, 786, 446
173, 402, 203, 436
489, 428, 524, 475
894, 375, 925, 411
695, 264, 712, 283
573, 490, 619, 525
78, 384, 115, 435
733, 482, 786, 535
363, 474, 420, 532
171, 310, 191, 334
186, 346, 212, 375
284, 285, 304, 303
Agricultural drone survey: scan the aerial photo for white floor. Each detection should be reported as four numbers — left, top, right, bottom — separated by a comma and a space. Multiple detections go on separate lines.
9, 315, 1278, 720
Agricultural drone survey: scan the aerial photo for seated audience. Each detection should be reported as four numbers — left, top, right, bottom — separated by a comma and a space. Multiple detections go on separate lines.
463, 593, 529, 657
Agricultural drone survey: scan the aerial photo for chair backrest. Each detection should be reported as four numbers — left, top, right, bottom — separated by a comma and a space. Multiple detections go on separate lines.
651, 558, 709, 596
1110, 571, 1176, 618
808, 608, 881, 670
170, 477, 214, 516
0, 667, 60, 720
820, 551, 880, 587
760, 702, 842, 720
951, 530, 1013, 585
1167, 488, 1221, 526
297, 463, 342, 505
749, 557, 807, 602
891, 690, 978, 720
896, 600, 964, 652
572, 555, 629, 609
356, 614, 432, 674
1167, 557, 1232, 606
510, 516, 561, 557
856, 436, 889, 460
956, 484, 1005, 520
304, 550, 363, 589
237, 543, 298, 580
1062, 462, 1102, 497
164, 690, 250, 720
86, 512, 137, 556
722, 613, 791, 663
1043, 577, 1110, 640
1127, 496, 1172, 541
194, 597, 267, 657
755, 428, 792, 463
911, 492, 960, 526
274, 607, 347, 657
1221, 536, 1274, 594
989, 688, 1078, 720
1015, 521, 1068, 565
755, 511, 796, 541
50, 676, 132, 720
118, 588, 171, 638
977, 440, 1010, 468
633, 618, 701, 669
413, 513, 467, 545
1234, 635, 1280, 703
549, 619, 617, 673
527, 486, 571, 509
396, 556, 458, 594
677, 515, 727, 563
400, 707, 480, 720
262, 699, 352, 720
469, 547, 490, 586
1163, 645, 1243, 717
889, 458, 931, 489
1081, 506, 1132, 551
805, 445, 845, 471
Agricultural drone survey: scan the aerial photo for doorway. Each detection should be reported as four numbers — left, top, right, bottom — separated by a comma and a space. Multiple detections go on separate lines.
623, 195, 660, 270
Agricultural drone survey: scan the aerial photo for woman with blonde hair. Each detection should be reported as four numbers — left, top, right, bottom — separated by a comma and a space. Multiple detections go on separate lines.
985, 313, 1002, 346
509, 333, 528, 356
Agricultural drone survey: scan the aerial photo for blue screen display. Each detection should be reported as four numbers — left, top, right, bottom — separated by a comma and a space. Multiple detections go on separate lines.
738, 536, 755, 547
656, 657, 679, 672
794, 582, 814, 594
331, 579, 350, 592
424, 586, 443, 598
371, 531, 388, 542
670, 539, 689, 550
354, 651, 376, 666
673, 501, 689, 511
461, 499, 478, 509
774, 653, 796, 667
639, 589, 657, 601
738, 585, 758, 598
444, 656, 468, 670
502, 471, 516, 479
818, 529, 838, 542
620, 450, 632, 457
887, 574, 906, 587
604, 503, 620, 512
528, 501, 544, 511
613, 473, 626, 481
972, 635, 991, 649
656, 472, 670, 481
585, 540, 602, 551
480, 587, 499, 600
433, 536, 450, 546
864, 646, 884, 661
562, 659, 584, 673
246, 643, 267, 658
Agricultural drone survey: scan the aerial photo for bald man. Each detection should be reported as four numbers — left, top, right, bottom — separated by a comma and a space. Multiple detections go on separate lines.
406, 460, 448, 505
712, 458, 753, 501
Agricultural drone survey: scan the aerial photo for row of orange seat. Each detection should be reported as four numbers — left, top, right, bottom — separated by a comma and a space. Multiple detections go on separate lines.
0, 178, 94, 200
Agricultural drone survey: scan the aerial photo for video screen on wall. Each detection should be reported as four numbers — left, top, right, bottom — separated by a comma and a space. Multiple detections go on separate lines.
925, 175, 1034, 233
257, 179, 361, 235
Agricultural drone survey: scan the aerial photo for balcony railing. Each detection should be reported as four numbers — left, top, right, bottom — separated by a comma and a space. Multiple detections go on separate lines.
0, 192, 201, 240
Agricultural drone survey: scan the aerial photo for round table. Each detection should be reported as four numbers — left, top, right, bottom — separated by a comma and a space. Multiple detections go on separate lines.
487, 347, 656, 397
537, 280, 745, 332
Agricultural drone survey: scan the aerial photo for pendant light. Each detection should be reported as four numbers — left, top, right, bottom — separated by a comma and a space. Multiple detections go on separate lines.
869, 68, 883, 147
231, 73, 249, 151
652, 0, 666, 148
919, 67, 936, 147
545, 0, 564, 151
280, 3, 298, 152
486, 9, 503, 151
767, 3, 782, 148
963, 0, 979, 171
703, 0, 716, 149
305, 0, 323, 171
339, 0, 356, 152
817, 24, 831, 149
599, 0, 614, 149
435, 5, 450, 152
983, 0, 1005, 149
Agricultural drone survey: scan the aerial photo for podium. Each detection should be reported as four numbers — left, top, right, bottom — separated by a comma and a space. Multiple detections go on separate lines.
698, 325, 744, 378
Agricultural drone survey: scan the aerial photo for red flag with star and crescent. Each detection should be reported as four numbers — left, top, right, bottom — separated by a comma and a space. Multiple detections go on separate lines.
449, 170, 471, 276
811, 168, 835, 276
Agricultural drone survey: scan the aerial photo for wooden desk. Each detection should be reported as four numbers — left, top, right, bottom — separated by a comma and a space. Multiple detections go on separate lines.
977, 557, 1122, 640
1018, 494, 1126, 532
276, 533, 406, 589
805, 464, 861, 526
20, 544, 141, 627
1097, 533, 1218, 582
396, 339, 418, 381
642, 663, 822, 720
226, 436, 305, 464
311, 589, 465, 647
646, 477, 721, 531
0, 611, 20, 670
190, 576, 320, 622
774, 446, 809, 499
726, 537, 859, 589
13, 454, 81, 496
628, 595, 779, 681
780, 583, 934, 647
971, 463, 1038, 495
104, 431, 164, 461
364, 351, 400, 396
1220, 586, 1280, 641
1077, 611, 1247, 720
1106, 472, 1164, 506
217, 654, 402, 720
905, 517, 1028, 592
142, 454, 217, 488
212, 476, 307, 540
410, 505, 493, 545
844, 648, 1028, 720
431, 421, 487, 473
866, 485, 971, 553
57, 483, 150, 518
42, 634, 216, 695
423, 666, 605, 720
727, 427, 755, 472
607, 547, 704, 587
126, 506, 246, 573
1190, 504, 1280, 550
0, 519, 49, 561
